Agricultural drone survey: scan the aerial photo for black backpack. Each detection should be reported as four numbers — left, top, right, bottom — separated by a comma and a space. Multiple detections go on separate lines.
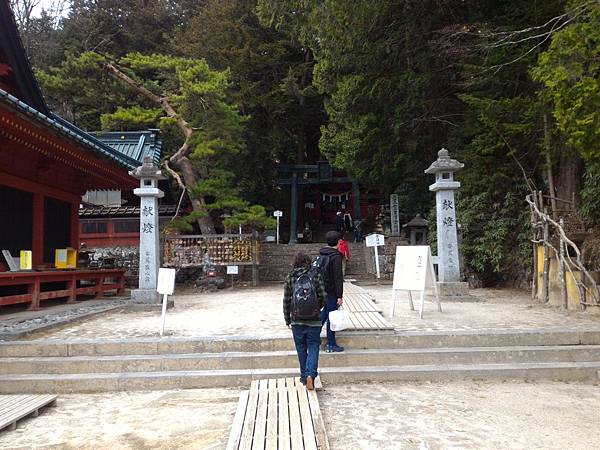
312, 254, 331, 291
291, 270, 320, 321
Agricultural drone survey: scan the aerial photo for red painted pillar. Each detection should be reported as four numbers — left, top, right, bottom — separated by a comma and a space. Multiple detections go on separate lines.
70, 201, 79, 250
32, 193, 44, 266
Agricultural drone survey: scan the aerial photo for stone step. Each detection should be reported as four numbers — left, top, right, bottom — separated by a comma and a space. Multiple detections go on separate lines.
3, 329, 600, 357
2, 361, 600, 394
2, 345, 600, 375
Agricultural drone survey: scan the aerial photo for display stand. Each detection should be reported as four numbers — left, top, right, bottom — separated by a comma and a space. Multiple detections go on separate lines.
390, 246, 441, 319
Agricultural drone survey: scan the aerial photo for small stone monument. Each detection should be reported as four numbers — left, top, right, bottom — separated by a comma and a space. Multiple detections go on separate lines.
425, 149, 469, 299
130, 156, 166, 304
403, 214, 428, 245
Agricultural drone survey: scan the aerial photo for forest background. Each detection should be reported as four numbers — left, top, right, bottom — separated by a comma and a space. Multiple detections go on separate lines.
10, 0, 600, 287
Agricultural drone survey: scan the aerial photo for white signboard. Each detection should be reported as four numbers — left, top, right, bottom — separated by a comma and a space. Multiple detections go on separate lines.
157, 268, 176, 295
390, 194, 400, 235
391, 246, 441, 319
227, 265, 239, 275
365, 234, 385, 278
274, 210, 283, 244
365, 233, 385, 247
157, 267, 176, 336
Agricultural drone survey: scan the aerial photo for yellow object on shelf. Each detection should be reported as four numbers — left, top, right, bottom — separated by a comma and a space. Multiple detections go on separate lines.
55, 248, 77, 269
20, 250, 32, 270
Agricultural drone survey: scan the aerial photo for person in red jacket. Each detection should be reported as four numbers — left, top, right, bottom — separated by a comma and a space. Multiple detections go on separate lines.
337, 235, 351, 276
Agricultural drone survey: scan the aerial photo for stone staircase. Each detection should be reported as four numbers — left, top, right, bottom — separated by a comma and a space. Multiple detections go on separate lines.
345, 242, 369, 280
1, 329, 600, 393
259, 242, 371, 282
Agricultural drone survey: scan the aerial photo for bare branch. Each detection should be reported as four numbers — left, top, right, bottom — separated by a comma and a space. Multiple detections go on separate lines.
526, 194, 600, 306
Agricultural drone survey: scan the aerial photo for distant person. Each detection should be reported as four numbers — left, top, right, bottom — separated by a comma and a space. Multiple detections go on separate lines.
343, 212, 353, 232
354, 218, 364, 242
283, 252, 327, 390
335, 211, 344, 233
314, 230, 345, 353
337, 235, 351, 276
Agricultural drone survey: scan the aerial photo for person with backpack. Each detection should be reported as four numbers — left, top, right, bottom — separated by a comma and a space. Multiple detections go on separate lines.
314, 230, 345, 353
283, 252, 327, 390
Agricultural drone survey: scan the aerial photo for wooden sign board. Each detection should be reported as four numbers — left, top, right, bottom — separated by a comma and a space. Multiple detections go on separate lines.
157, 267, 176, 295
391, 245, 441, 319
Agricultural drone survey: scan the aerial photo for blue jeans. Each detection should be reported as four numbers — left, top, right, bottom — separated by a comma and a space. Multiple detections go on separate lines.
291, 325, 321, 380
320, 292, 339, 346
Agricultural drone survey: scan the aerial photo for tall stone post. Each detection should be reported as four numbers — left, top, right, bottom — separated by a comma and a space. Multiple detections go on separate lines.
289, 172, 298, 244
130, 156, 166, 304
425, 149, 469, 298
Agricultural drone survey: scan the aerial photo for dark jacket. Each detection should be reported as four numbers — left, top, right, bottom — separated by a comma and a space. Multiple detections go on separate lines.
283, 267, 327, 326
319, 246, 344, 299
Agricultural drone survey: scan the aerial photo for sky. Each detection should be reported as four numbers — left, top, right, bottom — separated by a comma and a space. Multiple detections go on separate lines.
31, 0, 70, 18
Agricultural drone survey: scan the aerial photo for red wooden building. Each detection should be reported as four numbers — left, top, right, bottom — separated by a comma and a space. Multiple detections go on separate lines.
0, 2, 138, 308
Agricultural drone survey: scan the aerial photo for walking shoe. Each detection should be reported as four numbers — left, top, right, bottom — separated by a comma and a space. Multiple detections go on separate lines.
300, 377, 307, 385
325, 345, 344, 353
306, 376, 314, 390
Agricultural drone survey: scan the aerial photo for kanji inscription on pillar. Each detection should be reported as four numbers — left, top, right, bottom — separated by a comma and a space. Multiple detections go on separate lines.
425, 149, 464, 283
129, 156, 166, 303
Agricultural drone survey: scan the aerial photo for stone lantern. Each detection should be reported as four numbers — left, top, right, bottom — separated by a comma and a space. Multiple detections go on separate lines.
425, 148, 469, 298
403, 214, 428, 245
129, 156, 166, 303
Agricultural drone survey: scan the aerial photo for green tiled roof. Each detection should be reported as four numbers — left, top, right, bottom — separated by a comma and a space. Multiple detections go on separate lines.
93, 131, 162, 165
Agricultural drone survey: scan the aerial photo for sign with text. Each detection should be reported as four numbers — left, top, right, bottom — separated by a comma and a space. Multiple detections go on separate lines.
392, 246, 435, 291
157, 268, 176, 295
273, 210, 283, 217
226, 265, 239, 275
365, 233, 385, 247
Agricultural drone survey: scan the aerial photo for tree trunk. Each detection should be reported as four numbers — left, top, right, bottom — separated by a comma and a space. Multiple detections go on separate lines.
543, 113, 557, 218
175, 156, 216, 235
103, 59, 216, 234
555, 145, 584, 210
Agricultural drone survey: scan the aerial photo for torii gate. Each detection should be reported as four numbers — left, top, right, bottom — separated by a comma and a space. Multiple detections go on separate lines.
277, 161, 361, 244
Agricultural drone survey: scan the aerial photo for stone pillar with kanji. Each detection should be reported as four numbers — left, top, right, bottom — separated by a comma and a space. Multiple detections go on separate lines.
425, 148, 470, 298
130, 156, 166, 303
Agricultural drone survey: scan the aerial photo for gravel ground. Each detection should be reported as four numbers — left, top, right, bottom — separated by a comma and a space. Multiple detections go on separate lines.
1, 381, 599, 449
25, 284, 600, 340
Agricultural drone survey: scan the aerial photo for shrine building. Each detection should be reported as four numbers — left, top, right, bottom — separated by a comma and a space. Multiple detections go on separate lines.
0, 3, 139, 309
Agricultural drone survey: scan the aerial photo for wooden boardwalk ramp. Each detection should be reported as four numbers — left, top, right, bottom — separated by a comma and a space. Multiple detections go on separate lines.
343, 282, 393, 331
227, 377, 328, 450
0, 394, 57, 432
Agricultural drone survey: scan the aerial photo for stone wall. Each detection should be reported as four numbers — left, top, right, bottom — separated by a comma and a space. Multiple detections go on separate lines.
364, 236, 409, 280
259, 242, 369, 282
89, 246, 139, 286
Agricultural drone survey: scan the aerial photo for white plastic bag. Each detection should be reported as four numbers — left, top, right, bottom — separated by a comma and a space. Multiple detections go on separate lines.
329, 307, 352, 331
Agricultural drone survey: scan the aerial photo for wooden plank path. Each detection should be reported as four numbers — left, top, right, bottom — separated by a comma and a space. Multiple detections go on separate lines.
227, 377, 328, 450
0, 394, 57, 432
343, 282, 393, 331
